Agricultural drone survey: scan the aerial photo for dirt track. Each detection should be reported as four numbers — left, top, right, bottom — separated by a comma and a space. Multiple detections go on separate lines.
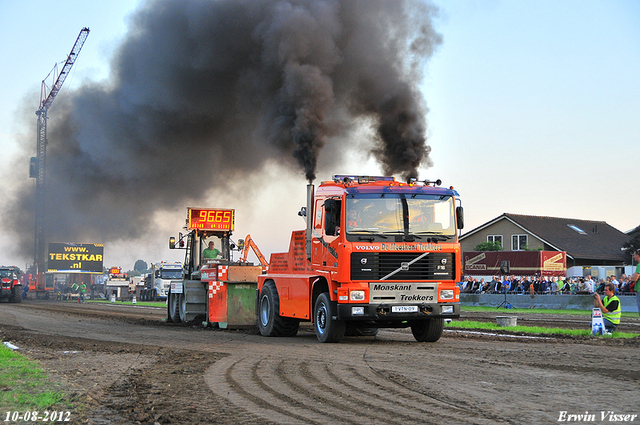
1, 300, 639, 424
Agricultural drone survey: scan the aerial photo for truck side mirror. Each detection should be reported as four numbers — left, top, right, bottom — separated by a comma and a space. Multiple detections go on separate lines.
169, 237, 176, 249
456, 206, 464, 230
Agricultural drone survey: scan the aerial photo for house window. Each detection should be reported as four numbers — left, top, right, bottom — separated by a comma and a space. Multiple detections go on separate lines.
512, 234, 528, 251
487, 235, 503, 246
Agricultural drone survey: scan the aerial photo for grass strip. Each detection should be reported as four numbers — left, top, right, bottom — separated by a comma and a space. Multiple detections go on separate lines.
447, 320, 639, 339
0, 342, 65, 411
462, 305, 638, 318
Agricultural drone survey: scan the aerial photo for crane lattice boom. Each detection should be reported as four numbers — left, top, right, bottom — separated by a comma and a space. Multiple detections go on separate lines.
38, 27, 90, 113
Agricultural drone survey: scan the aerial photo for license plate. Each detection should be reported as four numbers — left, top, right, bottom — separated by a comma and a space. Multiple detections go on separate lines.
392, 305, 418, 313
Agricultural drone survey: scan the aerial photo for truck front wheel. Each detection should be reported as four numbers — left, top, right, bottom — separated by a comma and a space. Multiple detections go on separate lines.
411, 318, 444, 342
258, 281, 299, 337
314, 292, 345, 343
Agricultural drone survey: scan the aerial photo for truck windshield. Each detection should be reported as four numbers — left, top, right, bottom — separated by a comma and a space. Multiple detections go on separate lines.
160, 270, 182, 279
345, 193, 456, 239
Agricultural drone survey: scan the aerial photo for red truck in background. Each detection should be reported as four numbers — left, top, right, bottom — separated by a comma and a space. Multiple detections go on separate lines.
257, 175, 464, 343
0, 266, 23, 303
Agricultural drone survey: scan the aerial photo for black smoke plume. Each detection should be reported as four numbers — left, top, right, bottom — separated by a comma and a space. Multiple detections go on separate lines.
6, 0, 441, 256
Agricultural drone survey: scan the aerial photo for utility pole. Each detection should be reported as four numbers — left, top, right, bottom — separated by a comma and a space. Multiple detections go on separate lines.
31, 28, 89, 292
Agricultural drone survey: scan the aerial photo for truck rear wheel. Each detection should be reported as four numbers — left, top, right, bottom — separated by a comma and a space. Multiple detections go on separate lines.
258, 281, 299, 337
10, 285, 22, 303
314, 292, 345, 343
411, 318, 444, 342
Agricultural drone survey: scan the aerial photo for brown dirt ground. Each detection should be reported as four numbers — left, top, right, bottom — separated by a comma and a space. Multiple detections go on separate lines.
1, 300, 639, 425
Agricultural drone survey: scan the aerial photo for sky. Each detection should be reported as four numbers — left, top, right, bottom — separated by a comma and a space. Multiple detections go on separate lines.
0, 0, 638, 271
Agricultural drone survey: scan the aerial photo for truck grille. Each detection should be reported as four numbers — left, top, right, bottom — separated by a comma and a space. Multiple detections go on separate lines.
350, 252, 455, 281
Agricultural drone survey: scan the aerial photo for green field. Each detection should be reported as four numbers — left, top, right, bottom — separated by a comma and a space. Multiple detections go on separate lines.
461, 305, 638, 318
0, 343, 66, 411
447, 320, 639, 339
86, 299, 166, 308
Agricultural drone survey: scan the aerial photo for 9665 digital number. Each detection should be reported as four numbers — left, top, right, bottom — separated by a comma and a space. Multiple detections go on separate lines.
4, 411, 70, 422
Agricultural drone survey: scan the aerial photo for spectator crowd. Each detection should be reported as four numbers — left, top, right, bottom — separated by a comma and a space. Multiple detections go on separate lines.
458, 274, 637, 296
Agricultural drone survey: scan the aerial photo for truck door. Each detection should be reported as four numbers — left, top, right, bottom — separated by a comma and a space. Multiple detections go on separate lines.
313, 198, 340, 270
311, 198, 324, 266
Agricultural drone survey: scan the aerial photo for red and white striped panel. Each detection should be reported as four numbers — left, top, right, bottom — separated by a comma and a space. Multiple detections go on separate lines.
218, 265, 228, 281
208, 281, 224, 297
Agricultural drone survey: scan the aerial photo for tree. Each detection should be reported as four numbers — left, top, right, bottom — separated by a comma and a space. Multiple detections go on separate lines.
133, 259, 148, 274
522, 244, 543, 251
474, 241, 503, 251
621, 234, 640, 264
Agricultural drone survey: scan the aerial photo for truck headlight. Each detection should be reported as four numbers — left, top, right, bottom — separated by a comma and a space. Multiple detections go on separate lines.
440, 290, 454, 300
352, 306, 365, 315
442, 305, 454, 314
350, 290, 365, 301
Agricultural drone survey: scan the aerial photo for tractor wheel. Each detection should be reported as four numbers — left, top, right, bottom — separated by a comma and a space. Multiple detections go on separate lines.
314, 292, 345, 343
168, 292, 181, 322
258, 281, 299, 337
411, 318, 444, 342
10, 285, 22, 304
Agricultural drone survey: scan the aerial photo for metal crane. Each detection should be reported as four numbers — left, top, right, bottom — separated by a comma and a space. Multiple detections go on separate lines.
31, 27, 90, 294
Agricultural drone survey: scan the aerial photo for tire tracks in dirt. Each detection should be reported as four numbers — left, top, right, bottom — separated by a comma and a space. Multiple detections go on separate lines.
205, 353, 512, 424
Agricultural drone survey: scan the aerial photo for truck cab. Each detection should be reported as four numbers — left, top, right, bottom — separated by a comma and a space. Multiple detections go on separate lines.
258, 175, 463, 343
143, 262, 183, 301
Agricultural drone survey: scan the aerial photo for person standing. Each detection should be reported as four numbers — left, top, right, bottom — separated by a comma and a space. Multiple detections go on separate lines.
611, 275, 620, 292
550, 277, 559, 294
78, 282, 86, 303
630, 249, 640, 316
593, 283, 621, 332
585, 275, 595, 293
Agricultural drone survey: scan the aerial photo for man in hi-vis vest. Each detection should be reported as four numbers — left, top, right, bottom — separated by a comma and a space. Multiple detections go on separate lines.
593, 283, 621, 333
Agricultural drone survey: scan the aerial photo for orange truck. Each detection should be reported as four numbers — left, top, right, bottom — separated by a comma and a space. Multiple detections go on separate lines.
257, 175, 464, 343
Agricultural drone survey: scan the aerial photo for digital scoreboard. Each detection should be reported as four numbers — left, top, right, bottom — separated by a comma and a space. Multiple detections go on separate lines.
187, 208, 235, 231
